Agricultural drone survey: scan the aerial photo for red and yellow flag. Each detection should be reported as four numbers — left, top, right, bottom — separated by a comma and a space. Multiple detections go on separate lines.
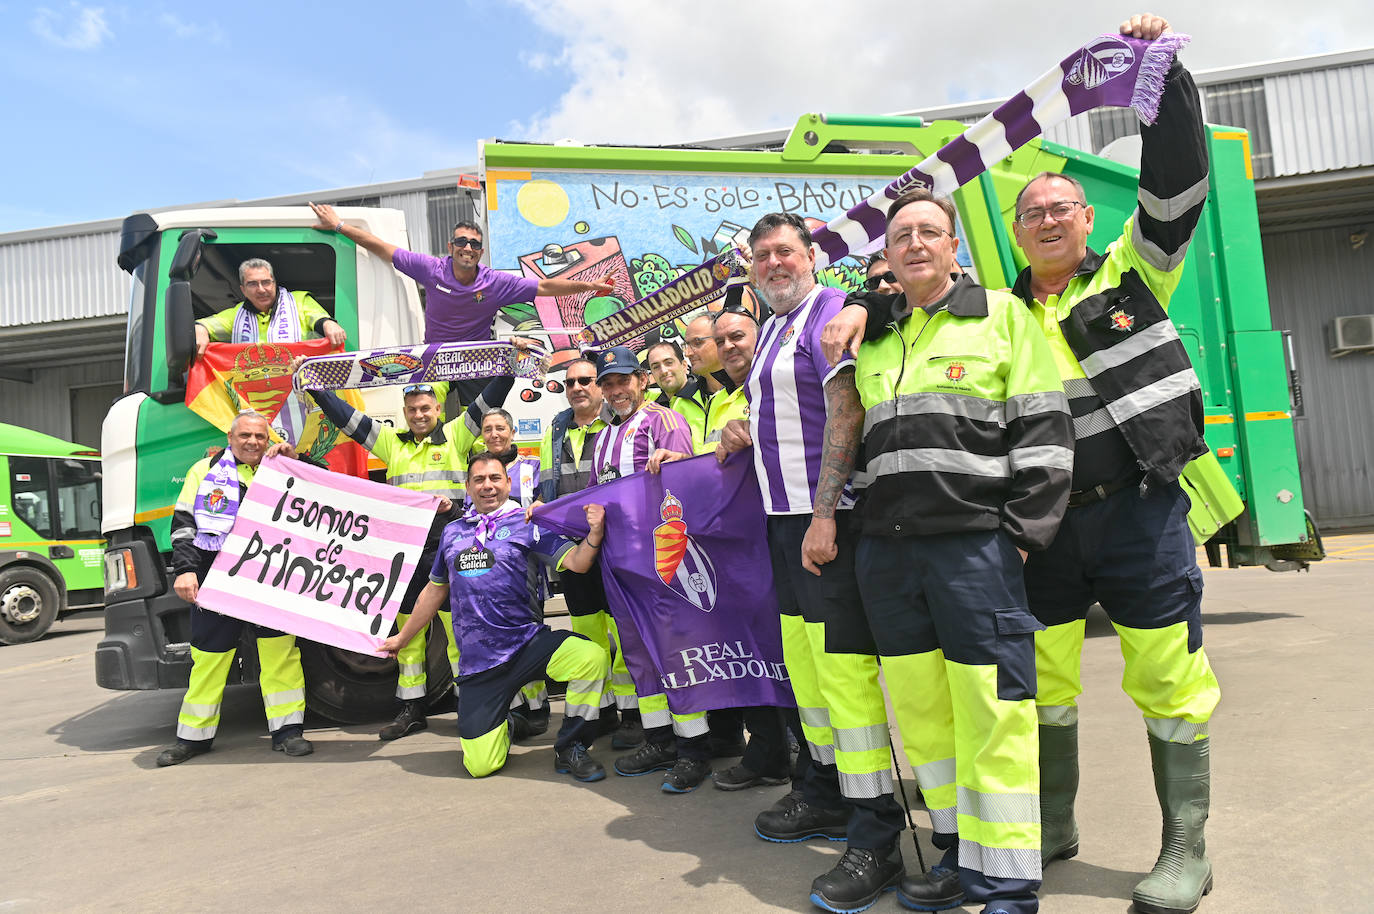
186, 340, 368, 477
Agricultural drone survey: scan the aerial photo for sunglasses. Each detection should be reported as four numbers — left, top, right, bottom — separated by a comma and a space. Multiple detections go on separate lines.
403, 384, 436, 396
449, 237, 483, 249
863, 270, 897, 291
566, 376, 597, 387
715, 300, 760, 325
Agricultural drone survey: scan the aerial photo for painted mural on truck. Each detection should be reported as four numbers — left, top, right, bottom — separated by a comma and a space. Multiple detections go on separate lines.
484, 169, 913, 365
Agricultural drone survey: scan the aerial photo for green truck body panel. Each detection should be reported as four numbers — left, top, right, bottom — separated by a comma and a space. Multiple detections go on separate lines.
482, 114, 1312, 563
0, 423, 105, 597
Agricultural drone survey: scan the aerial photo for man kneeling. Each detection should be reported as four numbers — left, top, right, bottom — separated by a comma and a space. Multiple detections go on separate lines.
381, 452, 610, 781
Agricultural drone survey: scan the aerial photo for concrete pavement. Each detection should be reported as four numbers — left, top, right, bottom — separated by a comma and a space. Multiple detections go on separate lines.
3, 533, 1372, 912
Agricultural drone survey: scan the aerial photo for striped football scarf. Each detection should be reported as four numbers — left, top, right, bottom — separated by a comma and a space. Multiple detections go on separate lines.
810, 31, 1190, 267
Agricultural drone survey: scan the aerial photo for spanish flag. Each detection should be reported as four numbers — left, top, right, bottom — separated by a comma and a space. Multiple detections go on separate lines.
186, 340, 368, 477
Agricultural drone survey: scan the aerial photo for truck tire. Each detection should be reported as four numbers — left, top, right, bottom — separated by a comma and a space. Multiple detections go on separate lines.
298, 618, 455, 724
0, 567, 61, 645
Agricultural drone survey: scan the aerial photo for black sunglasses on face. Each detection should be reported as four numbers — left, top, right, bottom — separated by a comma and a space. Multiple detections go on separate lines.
566, 376, 596, 387
863, 270, 897, 291
450, 237, 483, 249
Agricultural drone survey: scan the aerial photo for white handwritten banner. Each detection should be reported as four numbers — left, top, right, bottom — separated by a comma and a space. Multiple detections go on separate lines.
196, 455, 437, 656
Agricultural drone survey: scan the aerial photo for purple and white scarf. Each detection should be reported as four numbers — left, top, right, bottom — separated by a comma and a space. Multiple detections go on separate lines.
192, 449, 243, 550
292, 340, 549, 392
233, 287, 301, 342
809, 31, 1190, 267
462, 500, 523, 546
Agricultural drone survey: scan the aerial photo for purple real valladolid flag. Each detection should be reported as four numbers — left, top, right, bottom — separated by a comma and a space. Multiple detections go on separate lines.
534, 452, 793, 714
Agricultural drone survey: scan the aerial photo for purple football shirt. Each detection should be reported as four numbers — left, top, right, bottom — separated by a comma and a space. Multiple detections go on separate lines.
392, 249, 539, 343
589, 402, 692, 485
430, 505, 573, 675
745, 285, 857, 515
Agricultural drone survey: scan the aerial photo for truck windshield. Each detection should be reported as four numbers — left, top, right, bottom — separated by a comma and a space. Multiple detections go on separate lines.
124, 258, 155, 395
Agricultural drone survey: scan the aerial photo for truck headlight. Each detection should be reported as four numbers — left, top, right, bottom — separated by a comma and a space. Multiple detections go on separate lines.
103, 548, 139, 595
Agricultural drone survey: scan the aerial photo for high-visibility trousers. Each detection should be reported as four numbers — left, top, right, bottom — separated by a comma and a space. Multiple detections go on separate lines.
175, 605, 306, 744
857, 529, 1042, 911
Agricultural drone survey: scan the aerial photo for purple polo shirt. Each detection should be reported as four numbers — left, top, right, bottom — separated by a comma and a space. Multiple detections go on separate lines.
430, 507, 574, 675
392, 249, 540, 343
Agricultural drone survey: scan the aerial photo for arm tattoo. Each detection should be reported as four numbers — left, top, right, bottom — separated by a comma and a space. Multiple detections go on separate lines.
814, 367, 864, 520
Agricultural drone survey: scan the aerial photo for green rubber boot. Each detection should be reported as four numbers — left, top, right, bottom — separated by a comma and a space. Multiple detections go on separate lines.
1133, 734, 1214, 914
1039, 722, 1080, 866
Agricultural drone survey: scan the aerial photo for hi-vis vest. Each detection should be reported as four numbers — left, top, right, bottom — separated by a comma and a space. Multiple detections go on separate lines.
539, 407, 609, 501
376, 419, 476, 501
697, 385, 747, 454
1012, 220, 1206, 492
854, 276, 1073, 552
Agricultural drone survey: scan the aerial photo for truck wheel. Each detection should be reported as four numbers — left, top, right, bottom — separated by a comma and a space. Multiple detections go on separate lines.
298, 618, 455, 724
0, 567, 61, 645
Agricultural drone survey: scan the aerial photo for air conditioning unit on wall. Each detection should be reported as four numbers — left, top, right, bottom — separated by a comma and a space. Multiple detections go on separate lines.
1329, 314, 1374, 356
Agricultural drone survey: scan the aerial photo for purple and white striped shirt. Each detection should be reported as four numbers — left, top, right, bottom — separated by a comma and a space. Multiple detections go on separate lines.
746, 285, 857, 516
590, 402, 692, 485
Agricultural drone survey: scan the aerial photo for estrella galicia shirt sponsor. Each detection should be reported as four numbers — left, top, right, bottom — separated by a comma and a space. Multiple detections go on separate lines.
430, 502, 575, 675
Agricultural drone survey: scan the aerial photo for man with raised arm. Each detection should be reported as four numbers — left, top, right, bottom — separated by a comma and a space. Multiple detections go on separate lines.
303, 344, 529, 741
821, 15, 1221, 914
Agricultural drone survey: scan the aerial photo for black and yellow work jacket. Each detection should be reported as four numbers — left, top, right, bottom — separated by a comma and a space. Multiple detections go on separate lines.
853, 276, 1073, 552
1008, 59, 1210, 493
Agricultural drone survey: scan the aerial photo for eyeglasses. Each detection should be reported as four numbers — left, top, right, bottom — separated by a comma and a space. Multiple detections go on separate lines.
888, 225, 953, 250
1014, 200, 1085, 229
243, 279, 275, 289
565, 376, 596, 387
449, 237, 483, 249
684, 336, 713, 350
403, 384, 436, 396
863, 270, 897, 292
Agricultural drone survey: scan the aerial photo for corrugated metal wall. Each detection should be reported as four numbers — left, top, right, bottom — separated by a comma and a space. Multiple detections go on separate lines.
379, 190, 432, 257
1261, 222, 1374, 528
0, 358, 123, 441
0, 229, 127, 327
1266, 64, 1374, 176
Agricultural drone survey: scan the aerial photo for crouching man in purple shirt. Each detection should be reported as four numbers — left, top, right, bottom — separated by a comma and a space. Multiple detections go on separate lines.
380, 452, 610, 782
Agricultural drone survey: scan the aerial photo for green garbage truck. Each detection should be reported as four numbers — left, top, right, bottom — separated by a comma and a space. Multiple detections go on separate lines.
96, 113, 1321, 720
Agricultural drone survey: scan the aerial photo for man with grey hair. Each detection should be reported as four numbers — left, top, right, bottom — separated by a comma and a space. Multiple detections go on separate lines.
194, 258, 346, 357
155, 410, 315, 766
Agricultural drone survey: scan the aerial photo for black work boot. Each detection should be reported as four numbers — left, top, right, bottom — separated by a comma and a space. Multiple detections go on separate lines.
1132, 734, 1214, 914
896, 863, 965, 911
379, 700, 428, 741
809, 843, 903, 913
155, 739, 212, 767
613, 739, 677, 776
611, 712, 645, 750
553, 741, 606, 782
754, 793, 848, 843
1040, 721, 1080, 865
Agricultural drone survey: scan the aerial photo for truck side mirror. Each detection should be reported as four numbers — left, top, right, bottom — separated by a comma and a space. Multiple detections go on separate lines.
153, 228, 217, 404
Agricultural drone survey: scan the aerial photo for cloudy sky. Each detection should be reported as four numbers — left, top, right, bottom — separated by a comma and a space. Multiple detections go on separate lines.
1, 0, 1370, 233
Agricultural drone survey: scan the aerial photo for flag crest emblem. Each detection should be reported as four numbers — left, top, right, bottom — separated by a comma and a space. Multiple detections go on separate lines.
652, 490, 717, 612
